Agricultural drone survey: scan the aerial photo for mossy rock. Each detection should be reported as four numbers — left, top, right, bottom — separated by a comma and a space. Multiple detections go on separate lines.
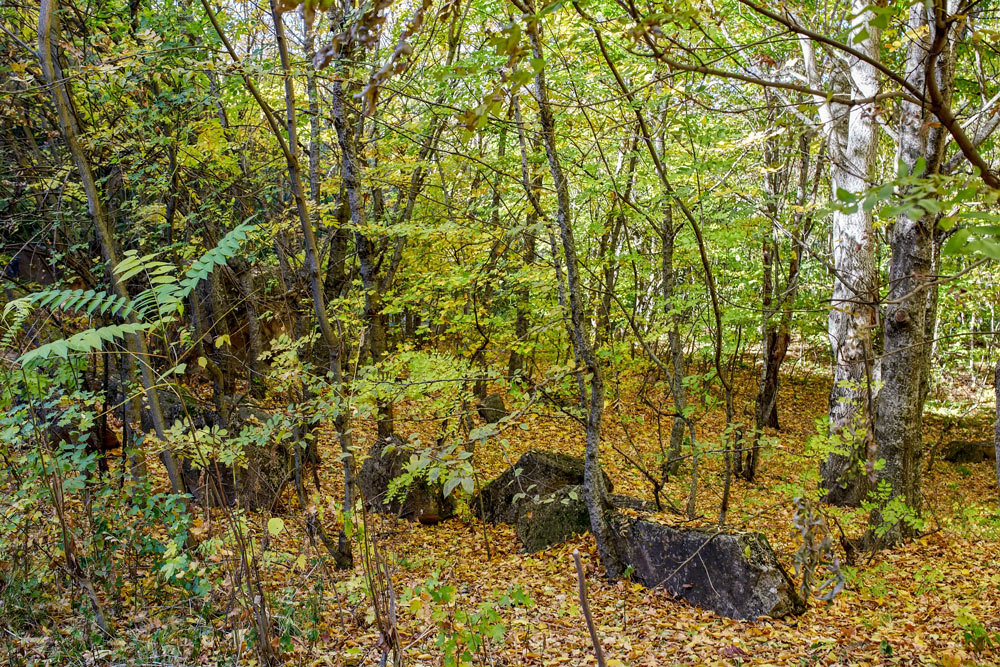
358, 437, 456, 522
515, 485, 590, 552
477, 393, 508, 424
942, 439, 993, 464
471, 450, 611, 524
611, 513, 805, 620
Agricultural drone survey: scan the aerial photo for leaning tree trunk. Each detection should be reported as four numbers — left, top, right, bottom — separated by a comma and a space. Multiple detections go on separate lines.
592, 24, 728, 508
528, 16, 623, 578
269, 1, 362, 560
38, 0, 185, 496
818, 0, 881, 506
201, 0, 354, 571
512, 94, 586, 408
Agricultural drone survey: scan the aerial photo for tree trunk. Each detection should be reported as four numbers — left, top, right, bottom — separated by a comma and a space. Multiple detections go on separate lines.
305, 19, 321, 205
508, 201, 538, 380
592, 25, 727, 498
994, 357, 1000, 506
817, 0, 881, 506
659, 204, 687, 476
260, 0, 360, 566
528, 18, 623, 578
753, 110, 782, 444
748, 130, 811, 479
37, 0, 185, 496
330, 75, 396, 441
595, 139, 636, 347
234, 260, 265, 397
871, 0, 956, 544
471, 119, 510, 400
201, 75, 267, 397
511, 93, 586, 408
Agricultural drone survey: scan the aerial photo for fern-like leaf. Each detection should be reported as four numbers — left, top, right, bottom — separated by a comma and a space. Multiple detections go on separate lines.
13, 220, 256, 367
18, 322, 152, 366
23, 288, 132, 319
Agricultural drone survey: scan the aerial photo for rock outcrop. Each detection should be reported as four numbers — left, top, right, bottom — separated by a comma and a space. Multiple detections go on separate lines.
611, 514, 804, 620
942, 439, 993, 464
515, 485, 590, 553
358, 437, 456, 522
471, 450, 611, 524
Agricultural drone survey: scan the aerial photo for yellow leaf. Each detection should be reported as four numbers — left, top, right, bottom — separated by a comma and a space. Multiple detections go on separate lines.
940, 654, 961, 667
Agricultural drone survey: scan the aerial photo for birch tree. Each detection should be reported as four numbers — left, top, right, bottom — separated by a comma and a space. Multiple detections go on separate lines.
800, 1, 881, 506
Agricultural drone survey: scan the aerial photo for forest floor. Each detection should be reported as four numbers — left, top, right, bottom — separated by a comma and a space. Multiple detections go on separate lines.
8, 358, 1000, 666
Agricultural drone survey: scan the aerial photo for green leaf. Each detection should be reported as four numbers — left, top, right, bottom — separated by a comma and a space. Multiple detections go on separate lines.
835, 188, 856, 204
267, 517, 285, 536
443, 477, 462, 498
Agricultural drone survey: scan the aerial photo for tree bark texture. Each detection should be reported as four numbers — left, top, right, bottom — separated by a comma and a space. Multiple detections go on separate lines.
528, 18, 623, 578
817, 0, 881, 505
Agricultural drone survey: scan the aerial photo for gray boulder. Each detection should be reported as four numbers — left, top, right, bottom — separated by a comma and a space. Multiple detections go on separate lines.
471, 450, 611, 524
358, 437, 456, 522
477, 393, 508, 424
516, 485, 590, 552
612, 514, 804, 620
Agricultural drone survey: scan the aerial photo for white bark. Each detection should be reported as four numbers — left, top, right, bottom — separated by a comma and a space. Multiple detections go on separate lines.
803, 1, 881, 504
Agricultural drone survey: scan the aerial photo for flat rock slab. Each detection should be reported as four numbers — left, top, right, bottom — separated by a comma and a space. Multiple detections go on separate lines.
942, 439, 994, 464
358, 438, 456, 522
612, 514, 804, 620
471, 450, 611, 524
516, 485, 589, 552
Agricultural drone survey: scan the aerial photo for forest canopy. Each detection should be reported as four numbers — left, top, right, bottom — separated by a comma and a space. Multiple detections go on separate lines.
2, 0, 1000, 663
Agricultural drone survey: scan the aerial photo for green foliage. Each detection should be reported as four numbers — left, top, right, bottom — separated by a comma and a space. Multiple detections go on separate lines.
19, 321, 152, 366
1, 0, 999, 659
22, 287, 133, 319
0, 384, 200, 635
955, 607, 1000, 652
10, 222, 254, 368
118, 221, 256, 319
402, 577, 533, 666
862, 480, 926, 539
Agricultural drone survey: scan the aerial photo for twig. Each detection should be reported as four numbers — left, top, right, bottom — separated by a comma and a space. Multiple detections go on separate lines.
573, 549, 607, 667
